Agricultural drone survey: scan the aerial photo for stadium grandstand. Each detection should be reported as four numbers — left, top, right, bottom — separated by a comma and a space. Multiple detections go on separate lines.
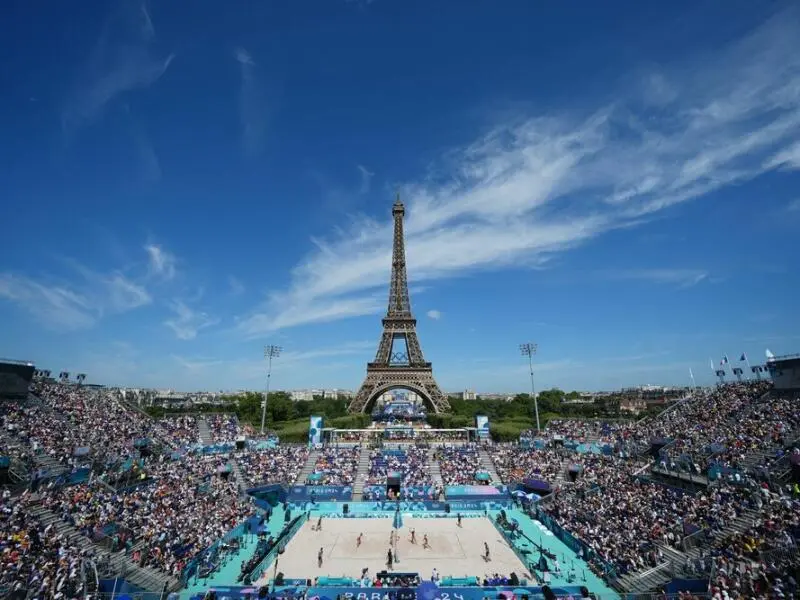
2, 368, 800, 600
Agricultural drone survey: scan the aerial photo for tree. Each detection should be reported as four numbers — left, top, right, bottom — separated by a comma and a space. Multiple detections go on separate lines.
266, 392, 294, 423
237, 392, 264, 423
536, 388, 564, 414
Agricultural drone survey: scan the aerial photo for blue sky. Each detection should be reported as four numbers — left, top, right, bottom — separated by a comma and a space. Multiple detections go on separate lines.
1, 0, 799, 393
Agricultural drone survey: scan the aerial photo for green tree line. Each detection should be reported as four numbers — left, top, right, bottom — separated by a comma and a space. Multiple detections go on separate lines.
145, 387, 658, 442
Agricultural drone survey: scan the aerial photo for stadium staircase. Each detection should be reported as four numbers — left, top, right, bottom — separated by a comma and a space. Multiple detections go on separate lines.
298, 448, 320, 484
614, 562, 672, 594
229, 459, 248, 495
683, 507, 761, 563
0, 418, 69, 479
554, 456, 573, 488
26, 501, 180, 593
197, 417, 214, 445
32, 453, 70, 477
352, 451, 372, 501
118, 396, 155, 422
477, 446, 502, 484
643, 505, 762, 586
738, 425, 800, 476
0, 431, 30, 483
428, 449, 443, 487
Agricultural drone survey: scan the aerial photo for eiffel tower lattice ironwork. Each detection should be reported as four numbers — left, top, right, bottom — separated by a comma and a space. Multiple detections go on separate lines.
348, 194, 450, 414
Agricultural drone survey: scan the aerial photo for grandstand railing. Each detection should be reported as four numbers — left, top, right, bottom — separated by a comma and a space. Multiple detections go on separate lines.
248, 512, 309, 583
180, 518, 253, 587
681, 526, 711, 552
707, 556, 718, 592
619, 560, 671, 590
759, 540, 799, 565
636, 393, 695, 426
531, 505, 618, 584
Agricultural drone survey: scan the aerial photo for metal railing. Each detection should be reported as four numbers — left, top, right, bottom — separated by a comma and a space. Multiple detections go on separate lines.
624, 560, 672, 583
759, 541, 799, 565
682, 527, 711, 552
637, 393, 696, 426
249, 513, 309, 583
707, 556, 717, 591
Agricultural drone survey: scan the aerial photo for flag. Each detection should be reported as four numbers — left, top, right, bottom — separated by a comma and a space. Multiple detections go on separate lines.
740, 353, 747, 362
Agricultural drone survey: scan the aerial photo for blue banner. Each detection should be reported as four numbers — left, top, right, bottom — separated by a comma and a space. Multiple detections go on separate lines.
445, 485, 509, 501
288, 484, 352, 502
309, 415, 323, 446
285, 499, 512, 513
363, 485, 434, 500
189, 584, 593, 600
475, 415, 489, 439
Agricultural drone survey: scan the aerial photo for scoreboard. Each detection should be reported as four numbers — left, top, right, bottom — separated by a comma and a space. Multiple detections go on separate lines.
0, 360, 35, 399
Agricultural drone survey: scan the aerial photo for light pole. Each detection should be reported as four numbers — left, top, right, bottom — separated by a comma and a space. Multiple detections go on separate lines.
261, 345, 282, 435
520, 343, 540, 433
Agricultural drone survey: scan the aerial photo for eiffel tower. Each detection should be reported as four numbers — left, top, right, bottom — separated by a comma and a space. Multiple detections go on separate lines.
348, 194, 450, 414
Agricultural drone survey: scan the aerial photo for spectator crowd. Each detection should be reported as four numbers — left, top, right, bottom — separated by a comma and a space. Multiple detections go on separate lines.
307, 446, 360, 485
235, 446, 309, 487
3, 376, 800, 599
436, 445, 486, 485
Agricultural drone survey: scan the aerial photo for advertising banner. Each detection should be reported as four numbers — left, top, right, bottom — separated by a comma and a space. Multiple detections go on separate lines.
475, 415, 490, 439
362, 485, 434, 500
309, 415, 323, 447
445, 485, 509, 501
288, 484, 353, 502
191, 584, 590, 600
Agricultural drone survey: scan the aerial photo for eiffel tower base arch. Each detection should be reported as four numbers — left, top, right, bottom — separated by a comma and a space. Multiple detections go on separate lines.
349, 366, 450, 414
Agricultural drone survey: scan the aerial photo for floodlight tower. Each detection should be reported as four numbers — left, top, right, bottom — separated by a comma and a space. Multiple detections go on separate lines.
520, 342, 540, 433
261, 345, 282, 435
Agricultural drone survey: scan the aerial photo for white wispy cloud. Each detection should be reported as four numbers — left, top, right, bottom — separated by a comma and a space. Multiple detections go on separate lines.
164, 300, 219, 340
601, 268, 709, 288
0, 268, 151, 331
426, 309, 442, 320
62, 0, 174, 133
127, 107, 162, 182
171, 355, 225, 372
764, 141, 800, 171
144, 244, 177, 280
0, 275, 95, 330
235, 47, 268, 156
229, 276, 246, 296
104, 273, 152, 311
279, 340, 374, 364
172, 341, 374, 379
788, 198, 800, 212
357, 164, 374, 194
238, 8, 800, 336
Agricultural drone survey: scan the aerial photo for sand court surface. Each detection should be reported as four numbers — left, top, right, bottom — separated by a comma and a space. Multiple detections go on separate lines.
266, 516, 530, 582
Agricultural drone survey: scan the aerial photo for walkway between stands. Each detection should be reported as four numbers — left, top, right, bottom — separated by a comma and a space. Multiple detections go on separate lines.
498, 507, 618, 598
182, 508, 287, 599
